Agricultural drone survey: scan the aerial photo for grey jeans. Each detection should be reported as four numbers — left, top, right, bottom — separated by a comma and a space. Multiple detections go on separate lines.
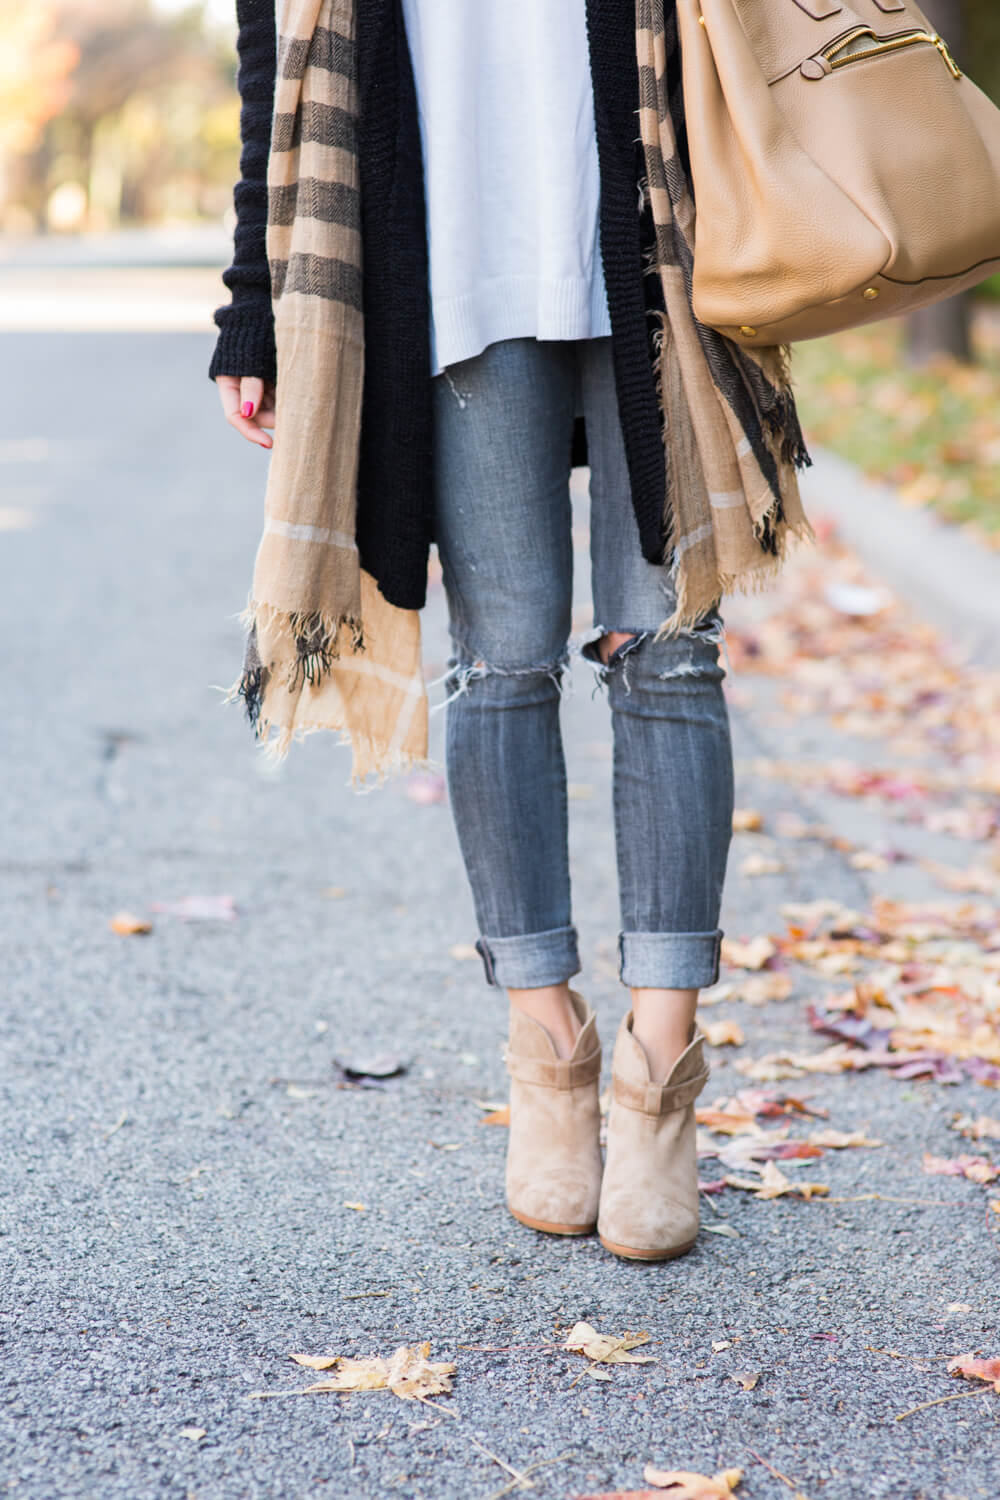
432, 337, 734, 991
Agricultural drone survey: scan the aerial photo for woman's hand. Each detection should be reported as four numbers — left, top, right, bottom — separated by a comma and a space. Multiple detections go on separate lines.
215, 375, 275, 448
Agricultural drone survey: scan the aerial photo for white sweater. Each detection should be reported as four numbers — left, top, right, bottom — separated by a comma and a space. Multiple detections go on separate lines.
399, 0, 612, 374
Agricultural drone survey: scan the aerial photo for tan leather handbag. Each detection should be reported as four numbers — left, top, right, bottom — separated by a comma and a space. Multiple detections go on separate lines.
679, 0, 1000, 345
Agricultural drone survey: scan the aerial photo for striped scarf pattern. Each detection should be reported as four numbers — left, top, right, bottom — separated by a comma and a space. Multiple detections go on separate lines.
237, 0, 428, 780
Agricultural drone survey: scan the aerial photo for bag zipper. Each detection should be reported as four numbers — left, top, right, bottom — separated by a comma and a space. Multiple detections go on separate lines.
820, 26, 962, 78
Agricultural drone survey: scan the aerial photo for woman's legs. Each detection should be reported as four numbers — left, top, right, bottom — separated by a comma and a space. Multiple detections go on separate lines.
581, 338, 735, 1077
433, 334, 733, 1079
432, 339, 583, 1052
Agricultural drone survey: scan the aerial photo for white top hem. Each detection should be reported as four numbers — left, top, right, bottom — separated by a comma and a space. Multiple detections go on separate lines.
431, 273, 612, 375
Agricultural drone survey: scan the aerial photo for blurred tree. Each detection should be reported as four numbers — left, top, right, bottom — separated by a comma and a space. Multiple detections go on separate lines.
965, 0, 1000, 103
0, 6, 79, 219
0, 0, 238, 232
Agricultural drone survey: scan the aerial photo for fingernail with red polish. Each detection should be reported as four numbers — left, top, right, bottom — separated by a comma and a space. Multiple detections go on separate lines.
241, 401, 255, 418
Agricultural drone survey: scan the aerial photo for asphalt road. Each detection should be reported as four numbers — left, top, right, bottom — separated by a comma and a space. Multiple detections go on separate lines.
2, 322, 999, 1500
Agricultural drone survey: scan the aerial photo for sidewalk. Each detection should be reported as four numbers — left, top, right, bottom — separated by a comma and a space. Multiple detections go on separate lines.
1, 321, 998, 1500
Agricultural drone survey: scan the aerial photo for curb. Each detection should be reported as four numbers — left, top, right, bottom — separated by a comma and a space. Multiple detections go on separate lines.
800, 447, 1000, 670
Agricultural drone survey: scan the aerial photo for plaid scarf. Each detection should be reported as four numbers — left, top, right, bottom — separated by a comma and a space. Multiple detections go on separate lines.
236, 0, 812, 780
238, 0, 428, 780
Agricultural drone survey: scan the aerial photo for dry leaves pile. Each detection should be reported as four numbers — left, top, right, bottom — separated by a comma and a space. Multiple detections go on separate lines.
726, 541, 1000, 796
723, 898, 1000, 1089
696, 1086, 880, 1202
794, 317, 1000, 539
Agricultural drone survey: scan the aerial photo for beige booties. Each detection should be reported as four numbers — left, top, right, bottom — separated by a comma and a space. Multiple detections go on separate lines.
503, 990, 603, 1235
598, 1012, 710, 1261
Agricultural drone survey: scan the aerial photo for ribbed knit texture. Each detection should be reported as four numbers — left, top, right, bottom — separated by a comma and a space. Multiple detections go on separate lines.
355, 0, 434, 612
585, 0, 668, 567
210, 0, 669, 603
209, 0, 277, 384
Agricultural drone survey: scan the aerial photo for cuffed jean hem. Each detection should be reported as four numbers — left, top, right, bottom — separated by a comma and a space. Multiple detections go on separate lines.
618, 929, 723, 990
476, 926, 582, 989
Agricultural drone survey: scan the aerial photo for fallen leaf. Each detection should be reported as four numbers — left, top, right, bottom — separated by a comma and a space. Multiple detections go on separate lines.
947, 1353, 1000, 1392
849, 849, 890, 872
564, 1322, 656, 1367
721, 936, 777, 971
574, 1492, 665, 1499
736, 973, 795, 1005
642, 1466, 743, 1497
109, 911, 152, 936
759, 1161, 829, 1199
951, 1113, 1000, 1143
343, 1201, 367, 1212
740, 854, 785, 877
179, 1427, 206, 1442
807, 1129, 883, 1149
696, 1105, 762, 1136
253, 1344, 455, 1402
732, 809, 764, 832
712, 1339, 732, 1352
478, 1106, 510, 1127
724, 1161, 828, 1200
702, 1020, 745, 1048
405, 772, 447, 805
334, 1054, 407, 1082
730, 1372, 760, 1391
735, 1044, 859, 1080
449, 943, 480, 961
923, 1153, 1000, 1184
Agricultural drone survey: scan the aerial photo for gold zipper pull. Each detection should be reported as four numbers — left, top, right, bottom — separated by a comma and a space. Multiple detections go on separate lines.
930, 32, 962, 79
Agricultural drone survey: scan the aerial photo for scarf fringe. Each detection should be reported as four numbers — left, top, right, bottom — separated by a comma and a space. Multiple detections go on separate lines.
236, 600, 366, 656
227, 599, 366, 734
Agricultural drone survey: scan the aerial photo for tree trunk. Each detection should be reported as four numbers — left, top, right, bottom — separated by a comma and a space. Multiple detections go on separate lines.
904, 0, 973, 365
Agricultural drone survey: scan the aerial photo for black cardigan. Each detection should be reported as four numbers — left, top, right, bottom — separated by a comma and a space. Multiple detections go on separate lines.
210, 0, 667, 613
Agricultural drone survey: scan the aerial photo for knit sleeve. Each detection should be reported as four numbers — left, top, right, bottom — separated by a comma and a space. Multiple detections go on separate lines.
208, 0, 278, 383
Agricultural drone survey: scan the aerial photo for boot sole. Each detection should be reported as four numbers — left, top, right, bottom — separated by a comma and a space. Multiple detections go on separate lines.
598, 1233, 697, 1262
509, 1207, 596, 1236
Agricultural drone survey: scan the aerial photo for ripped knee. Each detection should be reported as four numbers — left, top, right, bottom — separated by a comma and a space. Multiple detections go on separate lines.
595, 630, 637, 666
431, 650, 570, 714
580, 614, 728, 691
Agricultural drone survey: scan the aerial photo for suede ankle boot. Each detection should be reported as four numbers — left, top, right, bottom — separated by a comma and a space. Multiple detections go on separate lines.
503, 991, 603, 1236
597, 1012, 710, 1261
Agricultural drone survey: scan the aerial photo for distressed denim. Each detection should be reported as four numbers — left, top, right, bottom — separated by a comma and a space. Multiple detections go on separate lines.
432, 337, 734, 991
